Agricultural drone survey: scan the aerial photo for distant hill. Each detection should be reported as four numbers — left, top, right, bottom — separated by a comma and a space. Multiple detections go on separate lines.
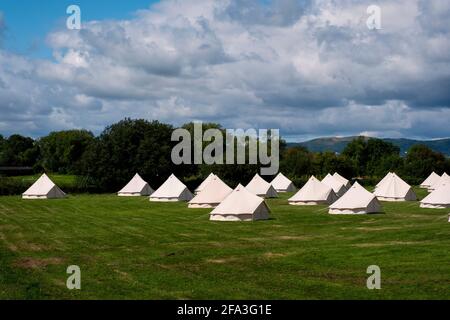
287, 136, 450, 156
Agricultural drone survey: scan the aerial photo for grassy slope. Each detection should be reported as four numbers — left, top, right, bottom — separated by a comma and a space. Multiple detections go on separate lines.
0, 187, 449, 300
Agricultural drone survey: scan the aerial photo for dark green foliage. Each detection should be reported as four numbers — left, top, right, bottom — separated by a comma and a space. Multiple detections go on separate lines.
190, 125, 281, 187
342, 137, 401, 176
281, 146, 313, 176
1, 120, 450, 193
38, 130, 94, 174
180, 122, 224, 181
0, 177, 29, 195
403, 145, 448, 178
78, 118, 183, 191
279, 147, 355, 186
279, 137, 450, 187
0, 134, 39, 167
0, 174, 93, 196
312, 152, 355, 179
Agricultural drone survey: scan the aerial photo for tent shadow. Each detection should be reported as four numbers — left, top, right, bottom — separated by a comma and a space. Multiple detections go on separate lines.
369, 211, 386, 215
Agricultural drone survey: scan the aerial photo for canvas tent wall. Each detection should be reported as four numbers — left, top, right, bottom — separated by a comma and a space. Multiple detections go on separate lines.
321, 173, 347, 197
246, 174, 278, 198
288, 176, 337, 205
150, 174, 194, 202
189, 176, 233, 208
420, 183, 450, 209
22, 174, 66, 199
375, 172, 393, 191
329, 182, 381, 214
420, 172, 440, 189
374, 173, 417, 201
118, 173, 154, 196
429, 173, 450, 191
333, 172, 351, 188
210, 184, 270, 221
270, 173, 296, 192
195, 173, 216, 194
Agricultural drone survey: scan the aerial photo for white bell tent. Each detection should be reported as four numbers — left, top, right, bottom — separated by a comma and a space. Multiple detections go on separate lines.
375, 172, 393, 191
288, 176, 337, 205
374, 173, 417, 201
420, 172, 440, 189
329, 182, 382, 214
188, 176, 233, 208
118, 173, 154, 196
195, 173, 216, 194
246, 174, 278, 198
210, 184, 270, 221
333, 172, 351, 188
22, 174, 66, 199
149, 174, 194, 202
321, 173, 347, 197
429, 173, 450, 191
270, 173, 296, 192
420, 184, 450, 209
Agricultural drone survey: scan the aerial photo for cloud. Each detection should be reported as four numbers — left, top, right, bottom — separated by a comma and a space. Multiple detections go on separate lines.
219, 0, 314, 26
0, 0, 449, 141
417, 0, 450, 35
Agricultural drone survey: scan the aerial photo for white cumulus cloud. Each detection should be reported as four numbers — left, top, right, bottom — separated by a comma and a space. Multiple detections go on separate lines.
0, 0, 449, 140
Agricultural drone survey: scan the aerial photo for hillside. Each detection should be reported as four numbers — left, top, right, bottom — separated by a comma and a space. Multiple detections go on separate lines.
288, 136, 450, 156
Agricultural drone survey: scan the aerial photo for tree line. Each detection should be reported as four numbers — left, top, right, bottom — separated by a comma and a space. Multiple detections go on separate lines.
1, 118, 449, 193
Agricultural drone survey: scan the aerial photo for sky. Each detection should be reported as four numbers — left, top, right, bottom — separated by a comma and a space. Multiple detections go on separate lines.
0, 0, 449, 142
1, 0, 159, 58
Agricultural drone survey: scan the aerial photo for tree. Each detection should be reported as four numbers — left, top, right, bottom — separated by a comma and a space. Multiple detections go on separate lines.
365, 139, 400, 175
0, 135, 5, 159
39, 130, 94, 174
0, 134, 38, 167
200, 138, 261, 188
372, 154, 404, 177
280, 146, 313, 177
342, 137, 400, 176
312, 152, 355, 178
181, 122, 224, 179
79, 118, 178, 191
342, 137, 367, 175
0, 134, 5, 164
403, 144, 447, 179
180, 123, 283, 186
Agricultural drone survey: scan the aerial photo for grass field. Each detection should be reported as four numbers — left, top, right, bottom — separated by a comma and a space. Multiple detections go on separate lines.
0, 187, 449, 300
9, 174, 78, 188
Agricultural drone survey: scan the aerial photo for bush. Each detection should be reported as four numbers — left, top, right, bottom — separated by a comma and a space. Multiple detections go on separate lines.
0, 177, 29, 195
290, 175, 310, 189
183, 175, 204, 193
0, 174, 103, 196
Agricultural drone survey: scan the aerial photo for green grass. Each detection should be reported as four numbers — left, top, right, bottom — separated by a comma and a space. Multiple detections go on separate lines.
0, 187, 449, 300
10, 174, 78, 188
